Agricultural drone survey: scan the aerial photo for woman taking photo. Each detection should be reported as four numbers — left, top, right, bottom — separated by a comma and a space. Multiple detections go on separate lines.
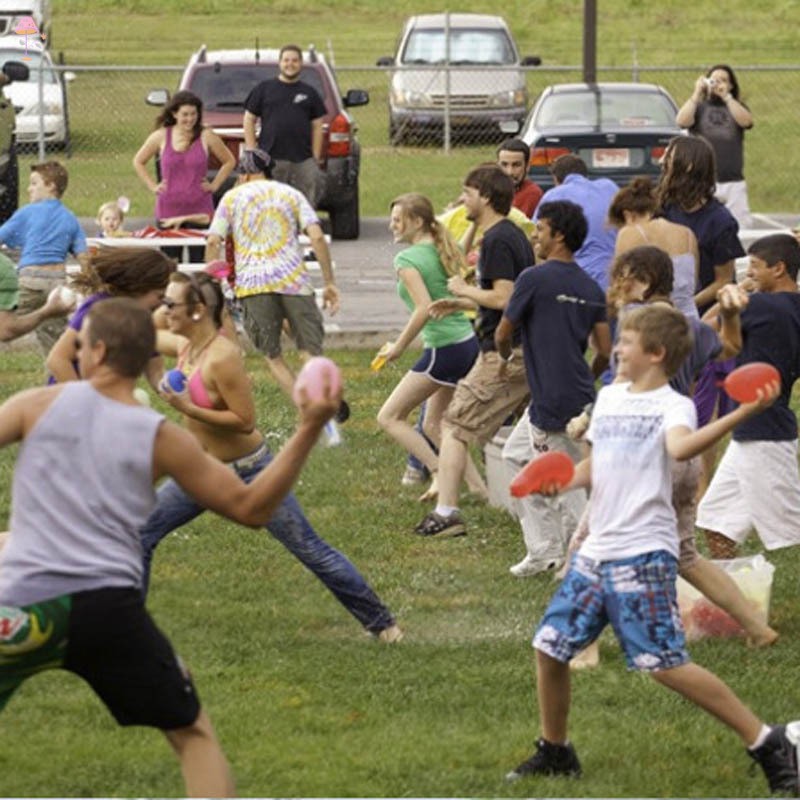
142, 271, 402, 642
133, 90, 235, 230
376, 193, 484, 502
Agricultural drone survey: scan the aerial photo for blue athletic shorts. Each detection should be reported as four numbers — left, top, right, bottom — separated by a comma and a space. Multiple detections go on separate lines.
411, 336, 479, 386
533, 550, 690, 672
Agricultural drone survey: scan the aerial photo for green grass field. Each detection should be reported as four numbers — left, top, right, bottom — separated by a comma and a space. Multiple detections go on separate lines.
0, 346, 798, 797
13, 1, 800, 220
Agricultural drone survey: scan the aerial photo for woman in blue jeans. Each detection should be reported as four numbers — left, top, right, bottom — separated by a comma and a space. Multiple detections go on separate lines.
142, 270, 402, 642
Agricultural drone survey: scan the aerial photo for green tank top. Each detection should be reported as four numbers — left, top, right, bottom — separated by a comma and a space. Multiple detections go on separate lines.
394, 242, 474, 349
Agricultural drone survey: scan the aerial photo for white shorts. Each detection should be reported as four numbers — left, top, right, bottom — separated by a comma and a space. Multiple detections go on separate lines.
696, 439, 800, 550
715, 180, 752, 229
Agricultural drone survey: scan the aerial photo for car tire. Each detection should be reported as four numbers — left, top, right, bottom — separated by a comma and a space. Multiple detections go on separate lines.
329, 190, 359, 240
0, 146, 19, 224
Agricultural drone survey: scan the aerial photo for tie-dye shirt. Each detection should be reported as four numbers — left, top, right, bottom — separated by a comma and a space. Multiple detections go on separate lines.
209, 179, 319, 297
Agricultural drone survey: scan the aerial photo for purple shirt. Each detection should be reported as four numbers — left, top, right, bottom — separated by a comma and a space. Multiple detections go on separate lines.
155, 127, 214, 222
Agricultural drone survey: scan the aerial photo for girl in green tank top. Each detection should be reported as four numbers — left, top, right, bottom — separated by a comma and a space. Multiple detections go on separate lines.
376, 193, 482, 500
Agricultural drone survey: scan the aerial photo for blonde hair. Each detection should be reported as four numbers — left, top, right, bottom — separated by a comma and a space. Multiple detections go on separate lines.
390, 193, 466, 277
620, 304, 693, 378
96, 200, 125, 223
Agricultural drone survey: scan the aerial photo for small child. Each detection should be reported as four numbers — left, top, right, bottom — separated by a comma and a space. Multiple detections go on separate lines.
506, 304, 798, 795
95, 198, 128, 238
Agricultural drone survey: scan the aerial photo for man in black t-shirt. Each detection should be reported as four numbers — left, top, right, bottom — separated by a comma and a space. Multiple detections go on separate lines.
415, 165, 533, 538
244, 44, 327, 206
496, 201, 611, 576
698, 234, 800, 558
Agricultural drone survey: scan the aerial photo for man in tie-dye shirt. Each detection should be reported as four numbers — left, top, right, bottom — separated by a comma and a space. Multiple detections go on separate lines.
205, 148, 340, 398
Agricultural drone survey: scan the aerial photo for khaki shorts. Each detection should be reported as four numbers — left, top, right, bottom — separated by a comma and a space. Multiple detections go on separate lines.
272, 158, 323, 208
17, 269, 67, 354
442, 348, 529, 447
241, 292, 324, 358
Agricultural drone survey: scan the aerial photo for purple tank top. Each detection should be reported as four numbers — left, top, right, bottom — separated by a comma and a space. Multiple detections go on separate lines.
155, 127, 214, 221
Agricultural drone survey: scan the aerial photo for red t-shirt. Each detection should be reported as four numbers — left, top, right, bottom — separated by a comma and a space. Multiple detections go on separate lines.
513, 179, 543, 217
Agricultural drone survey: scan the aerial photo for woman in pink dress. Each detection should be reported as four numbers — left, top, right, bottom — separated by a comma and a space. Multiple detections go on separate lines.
133, 90, 235, 229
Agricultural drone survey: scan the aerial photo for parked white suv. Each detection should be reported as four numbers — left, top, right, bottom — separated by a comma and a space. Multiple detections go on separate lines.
377, 13, 540, 145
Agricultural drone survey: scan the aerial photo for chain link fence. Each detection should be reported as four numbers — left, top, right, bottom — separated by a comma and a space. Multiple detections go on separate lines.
19, 62, 800, 223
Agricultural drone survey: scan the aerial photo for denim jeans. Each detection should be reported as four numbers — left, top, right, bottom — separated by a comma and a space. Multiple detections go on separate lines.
139, 447, 395, 634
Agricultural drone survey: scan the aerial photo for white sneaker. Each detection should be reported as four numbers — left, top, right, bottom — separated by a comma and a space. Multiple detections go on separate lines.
509, 554, 563, 578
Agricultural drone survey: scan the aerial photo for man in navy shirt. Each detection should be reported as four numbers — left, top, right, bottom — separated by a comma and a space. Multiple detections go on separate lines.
244, 45, 327, 206
698, 233, 800, 557
496, 201, 611, 576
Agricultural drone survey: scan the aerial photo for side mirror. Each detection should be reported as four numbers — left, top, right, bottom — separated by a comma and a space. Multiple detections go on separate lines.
146, 88, 169, 106
2, 61, 30, 83
376, 56, 394, 67
344, 88, 369, 108
521, 56, 542, 67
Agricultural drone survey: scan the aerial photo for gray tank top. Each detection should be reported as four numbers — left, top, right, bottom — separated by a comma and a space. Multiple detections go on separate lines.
0, 382, 164, 605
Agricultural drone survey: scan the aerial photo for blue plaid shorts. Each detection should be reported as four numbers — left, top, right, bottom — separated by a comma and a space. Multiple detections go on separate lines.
533, 550, 689, 672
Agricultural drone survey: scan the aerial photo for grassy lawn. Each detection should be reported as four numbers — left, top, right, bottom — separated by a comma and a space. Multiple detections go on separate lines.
9, 1, 797, 220
0, 345, 798, 797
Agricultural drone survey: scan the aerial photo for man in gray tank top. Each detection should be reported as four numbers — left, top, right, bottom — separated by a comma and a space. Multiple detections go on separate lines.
0, 298, 342, 797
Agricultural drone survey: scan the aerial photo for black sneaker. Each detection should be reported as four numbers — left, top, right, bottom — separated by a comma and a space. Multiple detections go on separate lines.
335, 398, 351, 424
413, 510, 466, 538
506, 738, 582, 782
749, 723, 800, 795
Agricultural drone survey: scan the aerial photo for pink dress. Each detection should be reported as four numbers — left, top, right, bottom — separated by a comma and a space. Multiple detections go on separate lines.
155, 127, 215, 222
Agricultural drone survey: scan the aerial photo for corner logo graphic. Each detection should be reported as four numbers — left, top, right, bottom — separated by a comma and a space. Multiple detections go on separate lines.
14, 16, 46, 61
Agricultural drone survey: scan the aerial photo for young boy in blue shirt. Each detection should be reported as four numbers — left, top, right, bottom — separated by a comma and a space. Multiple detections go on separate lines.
506, 304, 798, 795
0, 160, 87, 353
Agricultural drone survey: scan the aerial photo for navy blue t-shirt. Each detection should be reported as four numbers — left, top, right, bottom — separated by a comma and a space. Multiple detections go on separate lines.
244, 79, 327, 162
474, 218, 534, 350
504, 259, 606, 430
662, 200, 743, 313
733, 292, 800, 442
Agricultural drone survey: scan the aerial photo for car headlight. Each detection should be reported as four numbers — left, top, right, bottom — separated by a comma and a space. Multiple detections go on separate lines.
391, 88, 430, 107
489, 89, 528, 107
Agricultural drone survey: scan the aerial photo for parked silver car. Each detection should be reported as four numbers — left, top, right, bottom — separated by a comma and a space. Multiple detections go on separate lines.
377, 13, 540, 145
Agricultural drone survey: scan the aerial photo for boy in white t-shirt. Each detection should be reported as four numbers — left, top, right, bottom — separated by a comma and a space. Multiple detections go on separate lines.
506, 305, 799, 795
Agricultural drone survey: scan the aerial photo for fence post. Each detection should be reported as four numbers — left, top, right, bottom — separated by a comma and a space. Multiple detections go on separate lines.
443, 11, 451, 154
37, 55, 45, 161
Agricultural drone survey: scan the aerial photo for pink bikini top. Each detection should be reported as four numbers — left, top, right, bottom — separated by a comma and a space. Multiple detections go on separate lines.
177, 338, 218, 410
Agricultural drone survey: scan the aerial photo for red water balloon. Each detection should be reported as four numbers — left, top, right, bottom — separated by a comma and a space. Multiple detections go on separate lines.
723, 362, 780, 403
510, 451, 575, 497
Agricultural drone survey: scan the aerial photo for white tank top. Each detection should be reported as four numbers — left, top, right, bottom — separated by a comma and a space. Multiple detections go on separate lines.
0, 382, 164, 605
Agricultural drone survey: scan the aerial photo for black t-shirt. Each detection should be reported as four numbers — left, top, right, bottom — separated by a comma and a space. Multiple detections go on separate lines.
474, 218, 534, 349
662, 199, 744, 312
692, 99, 749, 183
733, 292, 800, 442
504, 259, 606, 430
244, 78, 327, 162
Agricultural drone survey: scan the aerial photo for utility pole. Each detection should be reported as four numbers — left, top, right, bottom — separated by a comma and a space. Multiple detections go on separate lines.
583, 0, 597, 83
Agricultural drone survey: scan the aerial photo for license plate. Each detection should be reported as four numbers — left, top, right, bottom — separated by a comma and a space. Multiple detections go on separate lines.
449, 116, 473, 125
592, 148, 630, 168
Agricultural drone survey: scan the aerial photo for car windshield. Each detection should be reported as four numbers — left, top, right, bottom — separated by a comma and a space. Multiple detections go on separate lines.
0, 49, 56, 84
536, 89, 676, 128
401, 28, 515, 65
189, 64, 326, 110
